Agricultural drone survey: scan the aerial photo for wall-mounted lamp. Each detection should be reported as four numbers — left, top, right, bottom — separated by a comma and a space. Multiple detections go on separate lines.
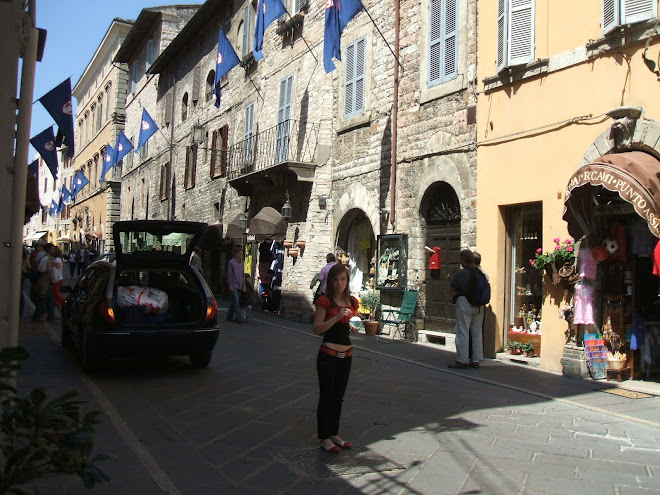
318, 195, 327, 209
281, 191, 292, 220
238, 212, 248, 231
191, 123, 206, 145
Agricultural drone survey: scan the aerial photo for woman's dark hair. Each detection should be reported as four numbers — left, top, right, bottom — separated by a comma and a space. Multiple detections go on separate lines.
326, 253, 336, 263
324, 263, 351, 306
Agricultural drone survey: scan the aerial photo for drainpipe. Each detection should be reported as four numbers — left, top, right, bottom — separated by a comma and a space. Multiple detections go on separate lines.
167, 70, 176, 221
390, 0, 400, 229
8, 2, 38, 349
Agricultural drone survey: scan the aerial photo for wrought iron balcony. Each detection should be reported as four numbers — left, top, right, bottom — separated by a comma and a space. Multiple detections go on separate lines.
227, 119, 320, 194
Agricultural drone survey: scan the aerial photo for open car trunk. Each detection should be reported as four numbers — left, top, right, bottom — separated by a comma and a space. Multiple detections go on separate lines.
114, 269, 204, 326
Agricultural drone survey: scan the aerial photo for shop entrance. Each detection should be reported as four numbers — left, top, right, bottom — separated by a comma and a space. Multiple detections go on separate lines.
420, 182, 461, 333
336, 208, 375, 292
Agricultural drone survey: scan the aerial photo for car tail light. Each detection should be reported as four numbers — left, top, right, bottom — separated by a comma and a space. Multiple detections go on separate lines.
99, 301, 117, 325
205, 297, 217, 323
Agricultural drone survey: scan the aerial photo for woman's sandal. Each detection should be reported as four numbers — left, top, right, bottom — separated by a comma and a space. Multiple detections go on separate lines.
320, 442, 340, 453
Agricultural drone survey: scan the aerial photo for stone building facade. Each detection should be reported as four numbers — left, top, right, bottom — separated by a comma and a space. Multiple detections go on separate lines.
112, 0, 478, 326
70, 18, 133, 253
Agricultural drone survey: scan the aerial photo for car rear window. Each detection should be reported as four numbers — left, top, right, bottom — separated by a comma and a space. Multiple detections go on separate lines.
118, 230, 196, 256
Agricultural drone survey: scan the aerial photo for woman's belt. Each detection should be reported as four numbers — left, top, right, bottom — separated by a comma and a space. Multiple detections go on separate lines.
320, 346, 353, 358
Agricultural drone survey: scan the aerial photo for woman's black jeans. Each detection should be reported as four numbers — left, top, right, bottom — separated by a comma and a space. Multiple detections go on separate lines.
317, 349, 352, 440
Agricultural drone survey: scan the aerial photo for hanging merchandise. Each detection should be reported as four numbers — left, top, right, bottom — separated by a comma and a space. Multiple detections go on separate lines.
269, 240, 285, 311
573, 282, 595, 325
608, 222, 627, 263
578, 248, 597, 280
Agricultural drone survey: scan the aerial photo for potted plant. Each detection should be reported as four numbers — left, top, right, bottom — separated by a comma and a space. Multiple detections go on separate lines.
520, 341, 537, 357
505, 339, 523, 355
360, 290, 381, 336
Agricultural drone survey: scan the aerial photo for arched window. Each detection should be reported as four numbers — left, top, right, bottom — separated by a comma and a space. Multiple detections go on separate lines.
96, 96, 103, 132
90, 104, 96, 137
206, 70, 215, 102
105, 84, 112, 121
181, 93, 189, 121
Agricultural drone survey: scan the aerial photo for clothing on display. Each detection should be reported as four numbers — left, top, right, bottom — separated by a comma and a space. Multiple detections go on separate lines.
573, 282, 595, 325
578, 249, 597, 280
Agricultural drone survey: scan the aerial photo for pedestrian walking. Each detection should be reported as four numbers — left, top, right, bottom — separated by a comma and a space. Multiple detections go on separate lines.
227, 244, 245, 323
449, 249, 485, 369
240, 273, 253, 322
50, 246, 65, 310
77, 246, 88, 276
67, 250, 77, 277
31, 243, 55, 321
317, 253, 337, 295
313, 263, 360, 453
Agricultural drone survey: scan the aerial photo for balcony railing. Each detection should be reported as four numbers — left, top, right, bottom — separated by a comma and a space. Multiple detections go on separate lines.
227, 119, 319, 181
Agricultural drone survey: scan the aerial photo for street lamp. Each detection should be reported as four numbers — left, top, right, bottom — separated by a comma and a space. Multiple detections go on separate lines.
281, 190, 292, 220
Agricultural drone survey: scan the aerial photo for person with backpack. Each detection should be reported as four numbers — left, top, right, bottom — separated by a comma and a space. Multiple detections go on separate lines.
448, 249, 490, 369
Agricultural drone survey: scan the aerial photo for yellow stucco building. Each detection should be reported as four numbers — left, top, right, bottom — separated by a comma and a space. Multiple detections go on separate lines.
477, 1, 660, 375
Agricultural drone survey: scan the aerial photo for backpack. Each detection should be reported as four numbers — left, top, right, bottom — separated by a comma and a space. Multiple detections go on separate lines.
466, 268, 491, 307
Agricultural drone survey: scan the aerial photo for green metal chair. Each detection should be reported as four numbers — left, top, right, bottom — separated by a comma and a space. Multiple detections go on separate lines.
379, 290, 419, 341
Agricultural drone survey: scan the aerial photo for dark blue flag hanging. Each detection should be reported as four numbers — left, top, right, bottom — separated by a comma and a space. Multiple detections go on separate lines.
100, 144, 116, 182
136, 108, 158, 152
115, 131, 133, 165
324, 0, 364, 73
71, 170, 89, 201
214, 28, 240, 108
61, 184, 71, 204
56, 191, 65, 214
38, 78, 75, 157
254, 0, 287, 61
28, 158, 39, 177
70, 172, 80, 200
50, 199, 57, 216
30, 126, 58, 180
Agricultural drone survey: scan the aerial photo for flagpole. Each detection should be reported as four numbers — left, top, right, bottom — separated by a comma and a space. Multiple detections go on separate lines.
361, 5, 404, 72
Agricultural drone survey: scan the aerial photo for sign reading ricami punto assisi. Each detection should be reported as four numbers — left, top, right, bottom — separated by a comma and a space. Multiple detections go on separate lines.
565, 157, 660, 238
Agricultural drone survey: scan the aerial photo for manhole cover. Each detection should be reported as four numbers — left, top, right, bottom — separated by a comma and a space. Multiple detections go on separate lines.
276, 443, 404, 478
598, 388, 654, 399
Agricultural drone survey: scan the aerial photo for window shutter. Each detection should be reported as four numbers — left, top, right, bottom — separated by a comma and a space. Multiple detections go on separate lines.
429, 0, 443, 86
184, 147, 190, 188
160, 165, 164, 198
496, 0, 507, 71
344, 42, 355, 117
192, 65, 201, 102
210, 129, 218, 177
622, 0, 657, 24
355, 38, 365, 114
507, 0, 534, 68
166, 162, 171, 197
443, 0, 458, 80
242, 5, 250, 58
164, 90, 172, 125
192, 145, 198, 187
131, 61, 138, 93
602, 0, 618, 33
220, 124, 229, 175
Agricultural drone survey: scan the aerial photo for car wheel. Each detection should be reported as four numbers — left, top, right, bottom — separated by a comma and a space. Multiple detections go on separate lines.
190, 351, 212, 368
81, 332, 100, 372
61, 320, 74, 348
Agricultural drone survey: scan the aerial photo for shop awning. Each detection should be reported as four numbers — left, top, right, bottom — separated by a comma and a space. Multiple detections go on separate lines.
249, 207, 287, 242
225, 215, 245, 239
56, 235, 71, 242
25, 230, 47, 242
563, 151, 660, 240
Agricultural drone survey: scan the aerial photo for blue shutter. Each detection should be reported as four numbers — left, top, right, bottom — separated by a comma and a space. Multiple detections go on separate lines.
443, 0, 458, 81
146, 39, 154, 66
602, 0, 619, 34
508, 0, 534, 67
242, 5, 250, 58
344, 41, 355, 118
429, 0, 443, 85
622, 0, 656, 24
355, 37, 365, 114
344, 37, 366, 117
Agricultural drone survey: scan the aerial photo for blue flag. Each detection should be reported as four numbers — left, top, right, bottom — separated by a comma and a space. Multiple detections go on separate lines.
70, 172, 80, 200
254, 0, 287, 61
38, 78, 75, 157
100, 144, 116, 182
30, 126, 58, 180
324, 0, 364, 73
71, 171, 89, 200
115, 131, 133, 164
214, 28, 240, 108
61, 184, 71, 204
28, 159, 39, 178
50, 199, 57, 216
56, 191, 65, 214
136, 108, 158, 152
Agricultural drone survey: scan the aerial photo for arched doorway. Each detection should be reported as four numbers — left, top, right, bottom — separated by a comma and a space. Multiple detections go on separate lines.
420, 181, 461, 332
336, 208, 376, 293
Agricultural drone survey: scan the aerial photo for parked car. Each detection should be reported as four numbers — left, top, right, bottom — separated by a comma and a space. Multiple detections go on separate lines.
62, 220, 219, 371
97, 251, 116, 263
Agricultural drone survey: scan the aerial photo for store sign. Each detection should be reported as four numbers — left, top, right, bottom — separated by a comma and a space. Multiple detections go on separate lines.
566, 164, 660, 237
359, 241, 371, 250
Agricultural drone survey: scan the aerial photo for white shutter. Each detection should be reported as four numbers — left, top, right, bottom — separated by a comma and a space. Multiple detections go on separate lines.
622, 0, 657, 24
429, 0, 443, 85
602, 0, 619, 34
276, 75, 293, 162
443, 0, 458, 80
496, 0, 507, 71
355, 37, 365, 114
242, 5, 250, 58
507, 0, 534, 67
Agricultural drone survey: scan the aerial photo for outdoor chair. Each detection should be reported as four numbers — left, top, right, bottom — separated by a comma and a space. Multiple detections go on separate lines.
378, 290, 419, 342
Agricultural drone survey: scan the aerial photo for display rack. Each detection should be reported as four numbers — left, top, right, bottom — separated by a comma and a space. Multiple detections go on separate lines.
584, 332, 607, 379
376, 234, 408, 291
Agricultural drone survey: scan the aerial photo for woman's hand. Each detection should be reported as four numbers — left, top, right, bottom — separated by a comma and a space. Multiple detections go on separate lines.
349, 324, 360, 333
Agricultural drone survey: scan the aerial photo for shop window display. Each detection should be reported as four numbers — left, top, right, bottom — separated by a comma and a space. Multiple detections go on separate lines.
376, 234, 408, 291
506, 205, 543, 356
